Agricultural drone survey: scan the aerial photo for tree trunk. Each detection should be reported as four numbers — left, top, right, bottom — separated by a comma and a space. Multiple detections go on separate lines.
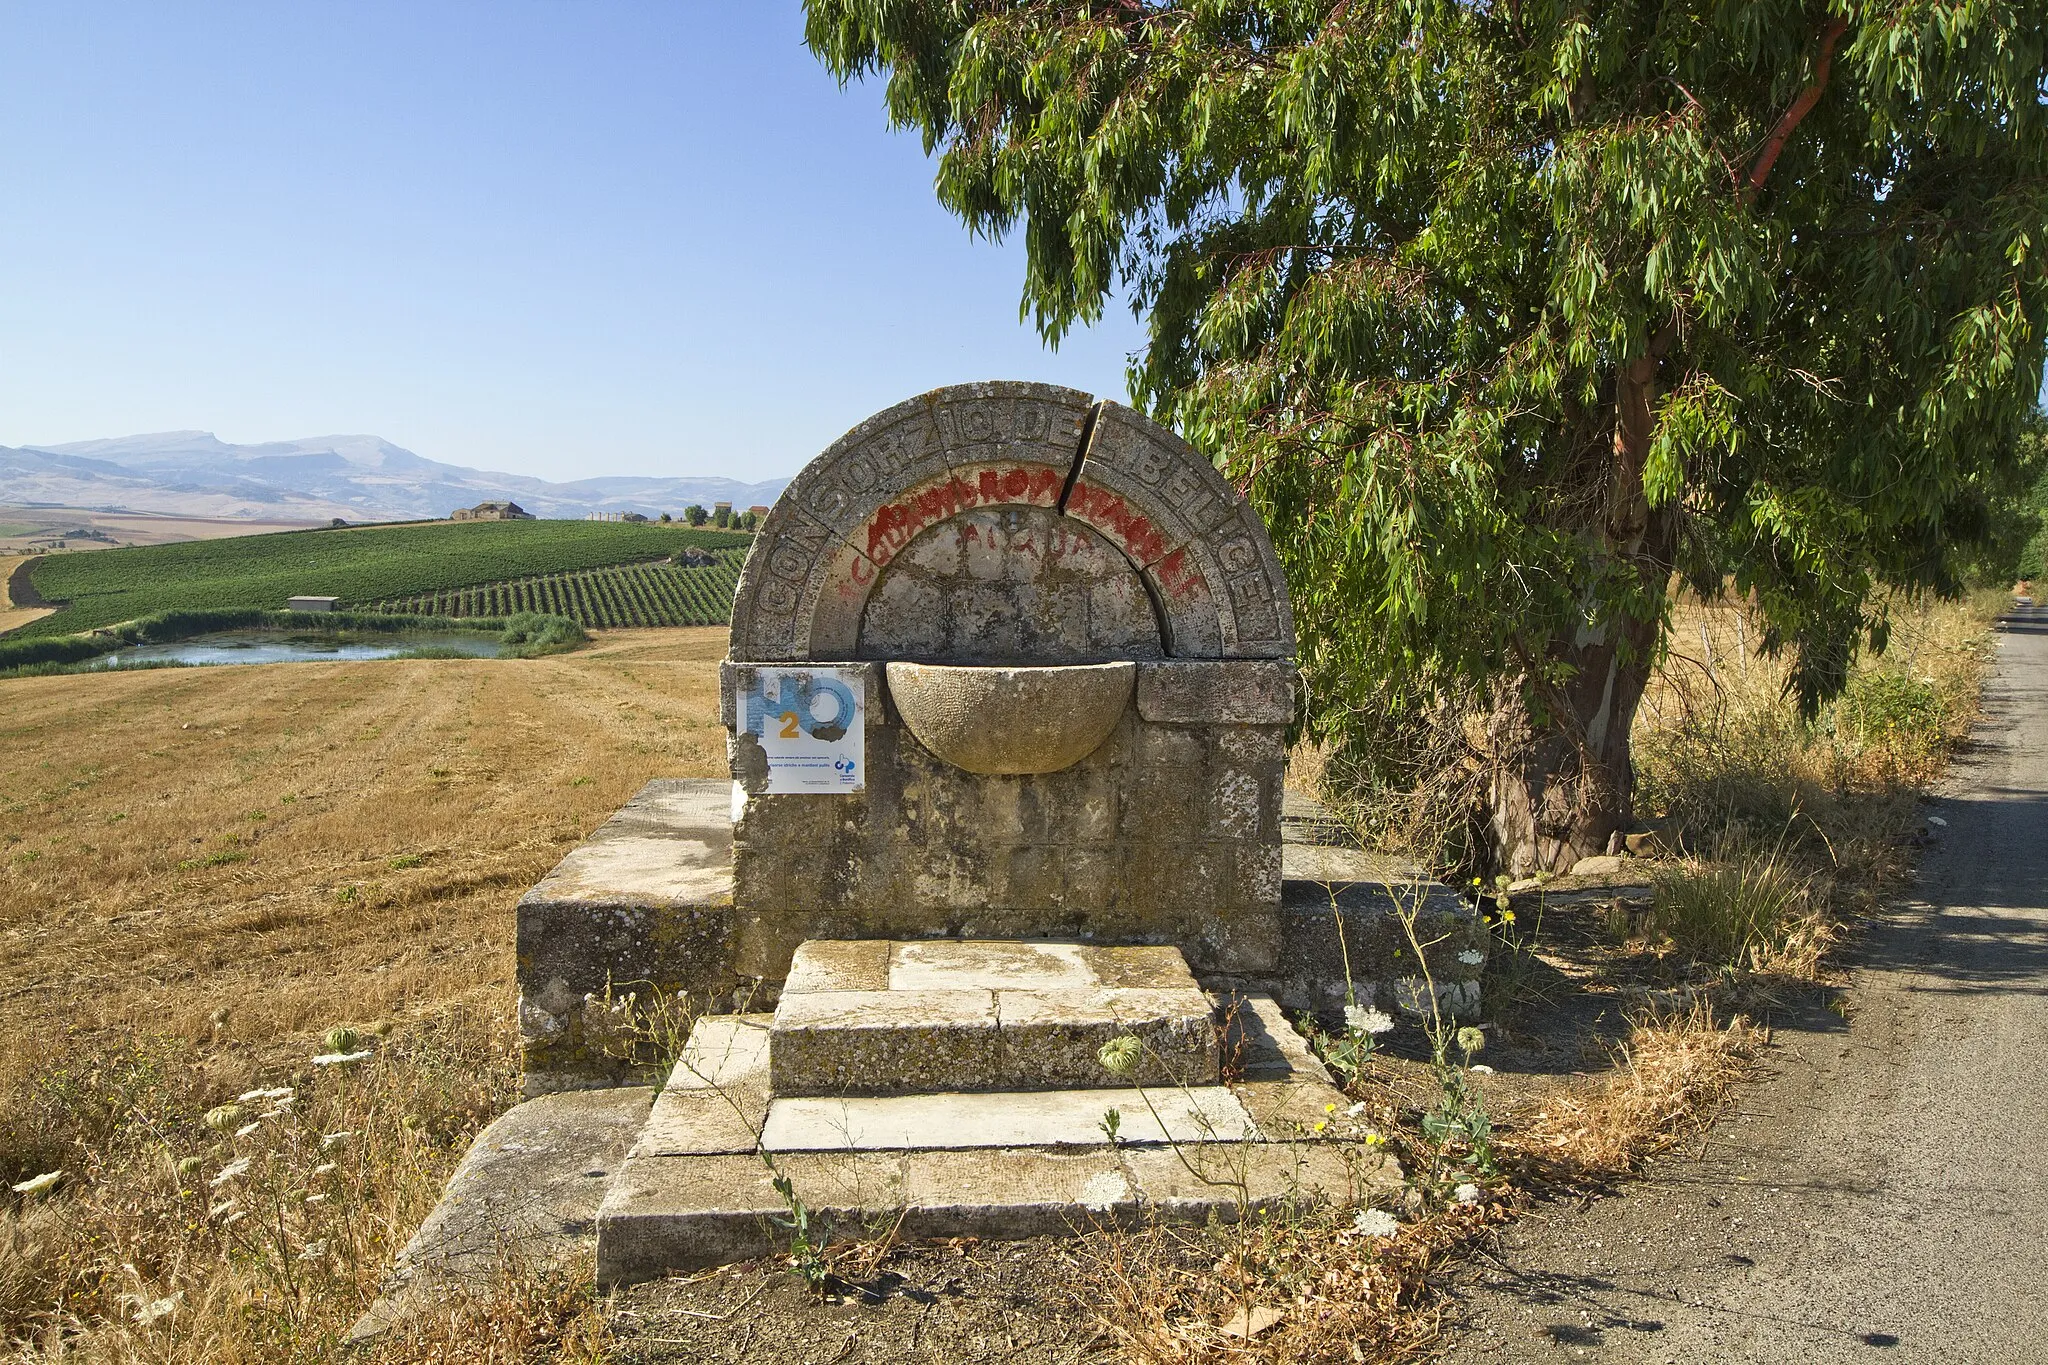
1483, 601, 1663, 875
1485, 349, 1674, 877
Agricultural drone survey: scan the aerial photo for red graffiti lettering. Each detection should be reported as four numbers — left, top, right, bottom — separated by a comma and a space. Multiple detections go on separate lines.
1067, 481, 1170, 565
1153, 546, 1206, 602
860, 465, 1067, 564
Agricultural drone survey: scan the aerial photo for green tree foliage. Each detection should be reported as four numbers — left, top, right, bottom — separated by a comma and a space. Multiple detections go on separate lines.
1968, 412, 2048, 582
684, 504, 709, 526
807, 0, 2048, 871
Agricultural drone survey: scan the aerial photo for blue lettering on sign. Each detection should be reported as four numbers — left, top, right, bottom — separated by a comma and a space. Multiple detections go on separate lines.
745, 673, 857, 744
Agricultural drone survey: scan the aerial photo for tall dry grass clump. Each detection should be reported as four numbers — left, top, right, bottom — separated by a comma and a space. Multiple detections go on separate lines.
1629, 589, 2001, 976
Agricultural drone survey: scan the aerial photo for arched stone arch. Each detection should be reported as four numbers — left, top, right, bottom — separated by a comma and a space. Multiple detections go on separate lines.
729, 381, 1294, 663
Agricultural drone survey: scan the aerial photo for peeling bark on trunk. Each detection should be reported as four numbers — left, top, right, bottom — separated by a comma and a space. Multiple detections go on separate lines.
1485, 350, 1674, 876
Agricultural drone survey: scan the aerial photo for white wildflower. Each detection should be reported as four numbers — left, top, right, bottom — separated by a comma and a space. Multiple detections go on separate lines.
1457, 949, 1485, 966
210, 1158, 251, 1187
237, 1087, 294, 1104
1452, 1183, 1481, 1206
10, 1171, 61, 1196
299, 1240, 328, 1262
1345, 1101, 1368, 1118
1344, 1006, 1397, 1035
311, 1050, 373, 1067
319, 1131, 354, 1152
1351, 1208, 1399, 1238
131, 1291, 183, 1326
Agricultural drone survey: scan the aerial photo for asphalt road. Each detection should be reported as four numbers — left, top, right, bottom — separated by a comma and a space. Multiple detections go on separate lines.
1436, 606, 2048, 1364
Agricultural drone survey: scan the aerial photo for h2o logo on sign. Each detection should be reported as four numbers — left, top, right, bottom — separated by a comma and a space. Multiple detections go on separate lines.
745, 672, 857, 743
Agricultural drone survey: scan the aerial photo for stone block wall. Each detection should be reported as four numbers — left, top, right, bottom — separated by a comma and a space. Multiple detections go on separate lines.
723, 660, 1294, 981
1270, 878, 1488, 1023
516, 781, 743, 1095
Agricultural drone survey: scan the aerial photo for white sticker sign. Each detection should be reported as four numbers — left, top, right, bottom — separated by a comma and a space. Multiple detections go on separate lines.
739, 667, 865, 793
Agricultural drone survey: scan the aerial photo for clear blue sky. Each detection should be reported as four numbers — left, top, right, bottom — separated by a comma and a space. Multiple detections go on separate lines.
0, 3, 1147, 483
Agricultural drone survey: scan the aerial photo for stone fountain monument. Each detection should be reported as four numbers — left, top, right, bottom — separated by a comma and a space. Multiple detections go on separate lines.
489, 383, 1483, 1287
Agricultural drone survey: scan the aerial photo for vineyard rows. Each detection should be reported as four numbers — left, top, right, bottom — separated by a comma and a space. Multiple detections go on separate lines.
14, 519, 751, 639
365, 556, 743, 628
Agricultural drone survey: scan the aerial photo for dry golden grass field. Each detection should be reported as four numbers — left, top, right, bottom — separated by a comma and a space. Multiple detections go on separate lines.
0, 629, 726, 1049
0, 629, 727, 1361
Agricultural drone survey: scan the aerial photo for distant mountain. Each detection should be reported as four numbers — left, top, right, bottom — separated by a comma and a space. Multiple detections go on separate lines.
0, 431, 791, 522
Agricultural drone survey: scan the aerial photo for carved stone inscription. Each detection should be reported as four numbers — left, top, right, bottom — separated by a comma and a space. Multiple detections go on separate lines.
729, 383, 1295, 662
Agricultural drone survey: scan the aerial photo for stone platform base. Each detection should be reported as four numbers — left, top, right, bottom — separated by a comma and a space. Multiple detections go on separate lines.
360, 995, 1404, 1323
594, 992, 1401, 1286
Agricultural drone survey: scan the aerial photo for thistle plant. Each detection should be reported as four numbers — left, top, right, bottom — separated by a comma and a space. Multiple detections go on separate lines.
762, 1152, 827, 1292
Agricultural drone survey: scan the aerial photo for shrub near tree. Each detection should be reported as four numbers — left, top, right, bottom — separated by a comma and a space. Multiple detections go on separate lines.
806, 0, 2048, 872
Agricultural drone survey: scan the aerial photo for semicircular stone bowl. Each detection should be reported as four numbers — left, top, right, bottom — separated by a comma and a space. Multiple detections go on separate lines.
883, 661, 1137, 776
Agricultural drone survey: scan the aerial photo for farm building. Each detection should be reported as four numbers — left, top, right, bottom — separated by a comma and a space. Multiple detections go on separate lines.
451, 501, 535, 522
286, 595, 339, 612
747, 504, 771, 518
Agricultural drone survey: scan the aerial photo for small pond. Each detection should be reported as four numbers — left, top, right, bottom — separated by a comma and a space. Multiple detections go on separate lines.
95, 630, 506, 669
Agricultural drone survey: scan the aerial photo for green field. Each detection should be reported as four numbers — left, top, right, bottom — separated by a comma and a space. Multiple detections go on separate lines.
12, 520, 751, 639
367, 554, 745, 628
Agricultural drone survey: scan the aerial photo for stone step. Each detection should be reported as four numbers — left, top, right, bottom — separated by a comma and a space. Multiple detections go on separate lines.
761, 1085, 1257, 1151
769, 939, 1218, 1096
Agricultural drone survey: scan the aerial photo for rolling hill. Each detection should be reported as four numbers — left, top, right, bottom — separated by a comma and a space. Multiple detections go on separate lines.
0, 431, 791, 523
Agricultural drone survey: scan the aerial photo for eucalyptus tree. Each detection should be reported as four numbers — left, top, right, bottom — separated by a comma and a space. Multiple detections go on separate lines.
806, 1, 2048, 872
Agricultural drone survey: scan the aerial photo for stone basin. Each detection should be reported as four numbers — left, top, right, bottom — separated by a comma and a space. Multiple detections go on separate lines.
884, 661, 1134, 775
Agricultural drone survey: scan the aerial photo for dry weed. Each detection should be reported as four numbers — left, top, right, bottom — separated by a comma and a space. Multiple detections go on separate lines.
0, 1007, 516, 1362
1510, 1002, 1766, 1178
355, 1259, 611, 1365
1080, 1202, 1494, 1365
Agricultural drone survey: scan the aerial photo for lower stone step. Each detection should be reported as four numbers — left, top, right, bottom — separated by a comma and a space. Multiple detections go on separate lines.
769, 939, 1219, 1096
596, 1139, 1380, 1287
760, 1085, 1257, 1151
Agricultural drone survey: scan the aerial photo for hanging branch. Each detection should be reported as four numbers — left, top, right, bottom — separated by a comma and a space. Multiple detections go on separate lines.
1741, 15, 1849, 203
